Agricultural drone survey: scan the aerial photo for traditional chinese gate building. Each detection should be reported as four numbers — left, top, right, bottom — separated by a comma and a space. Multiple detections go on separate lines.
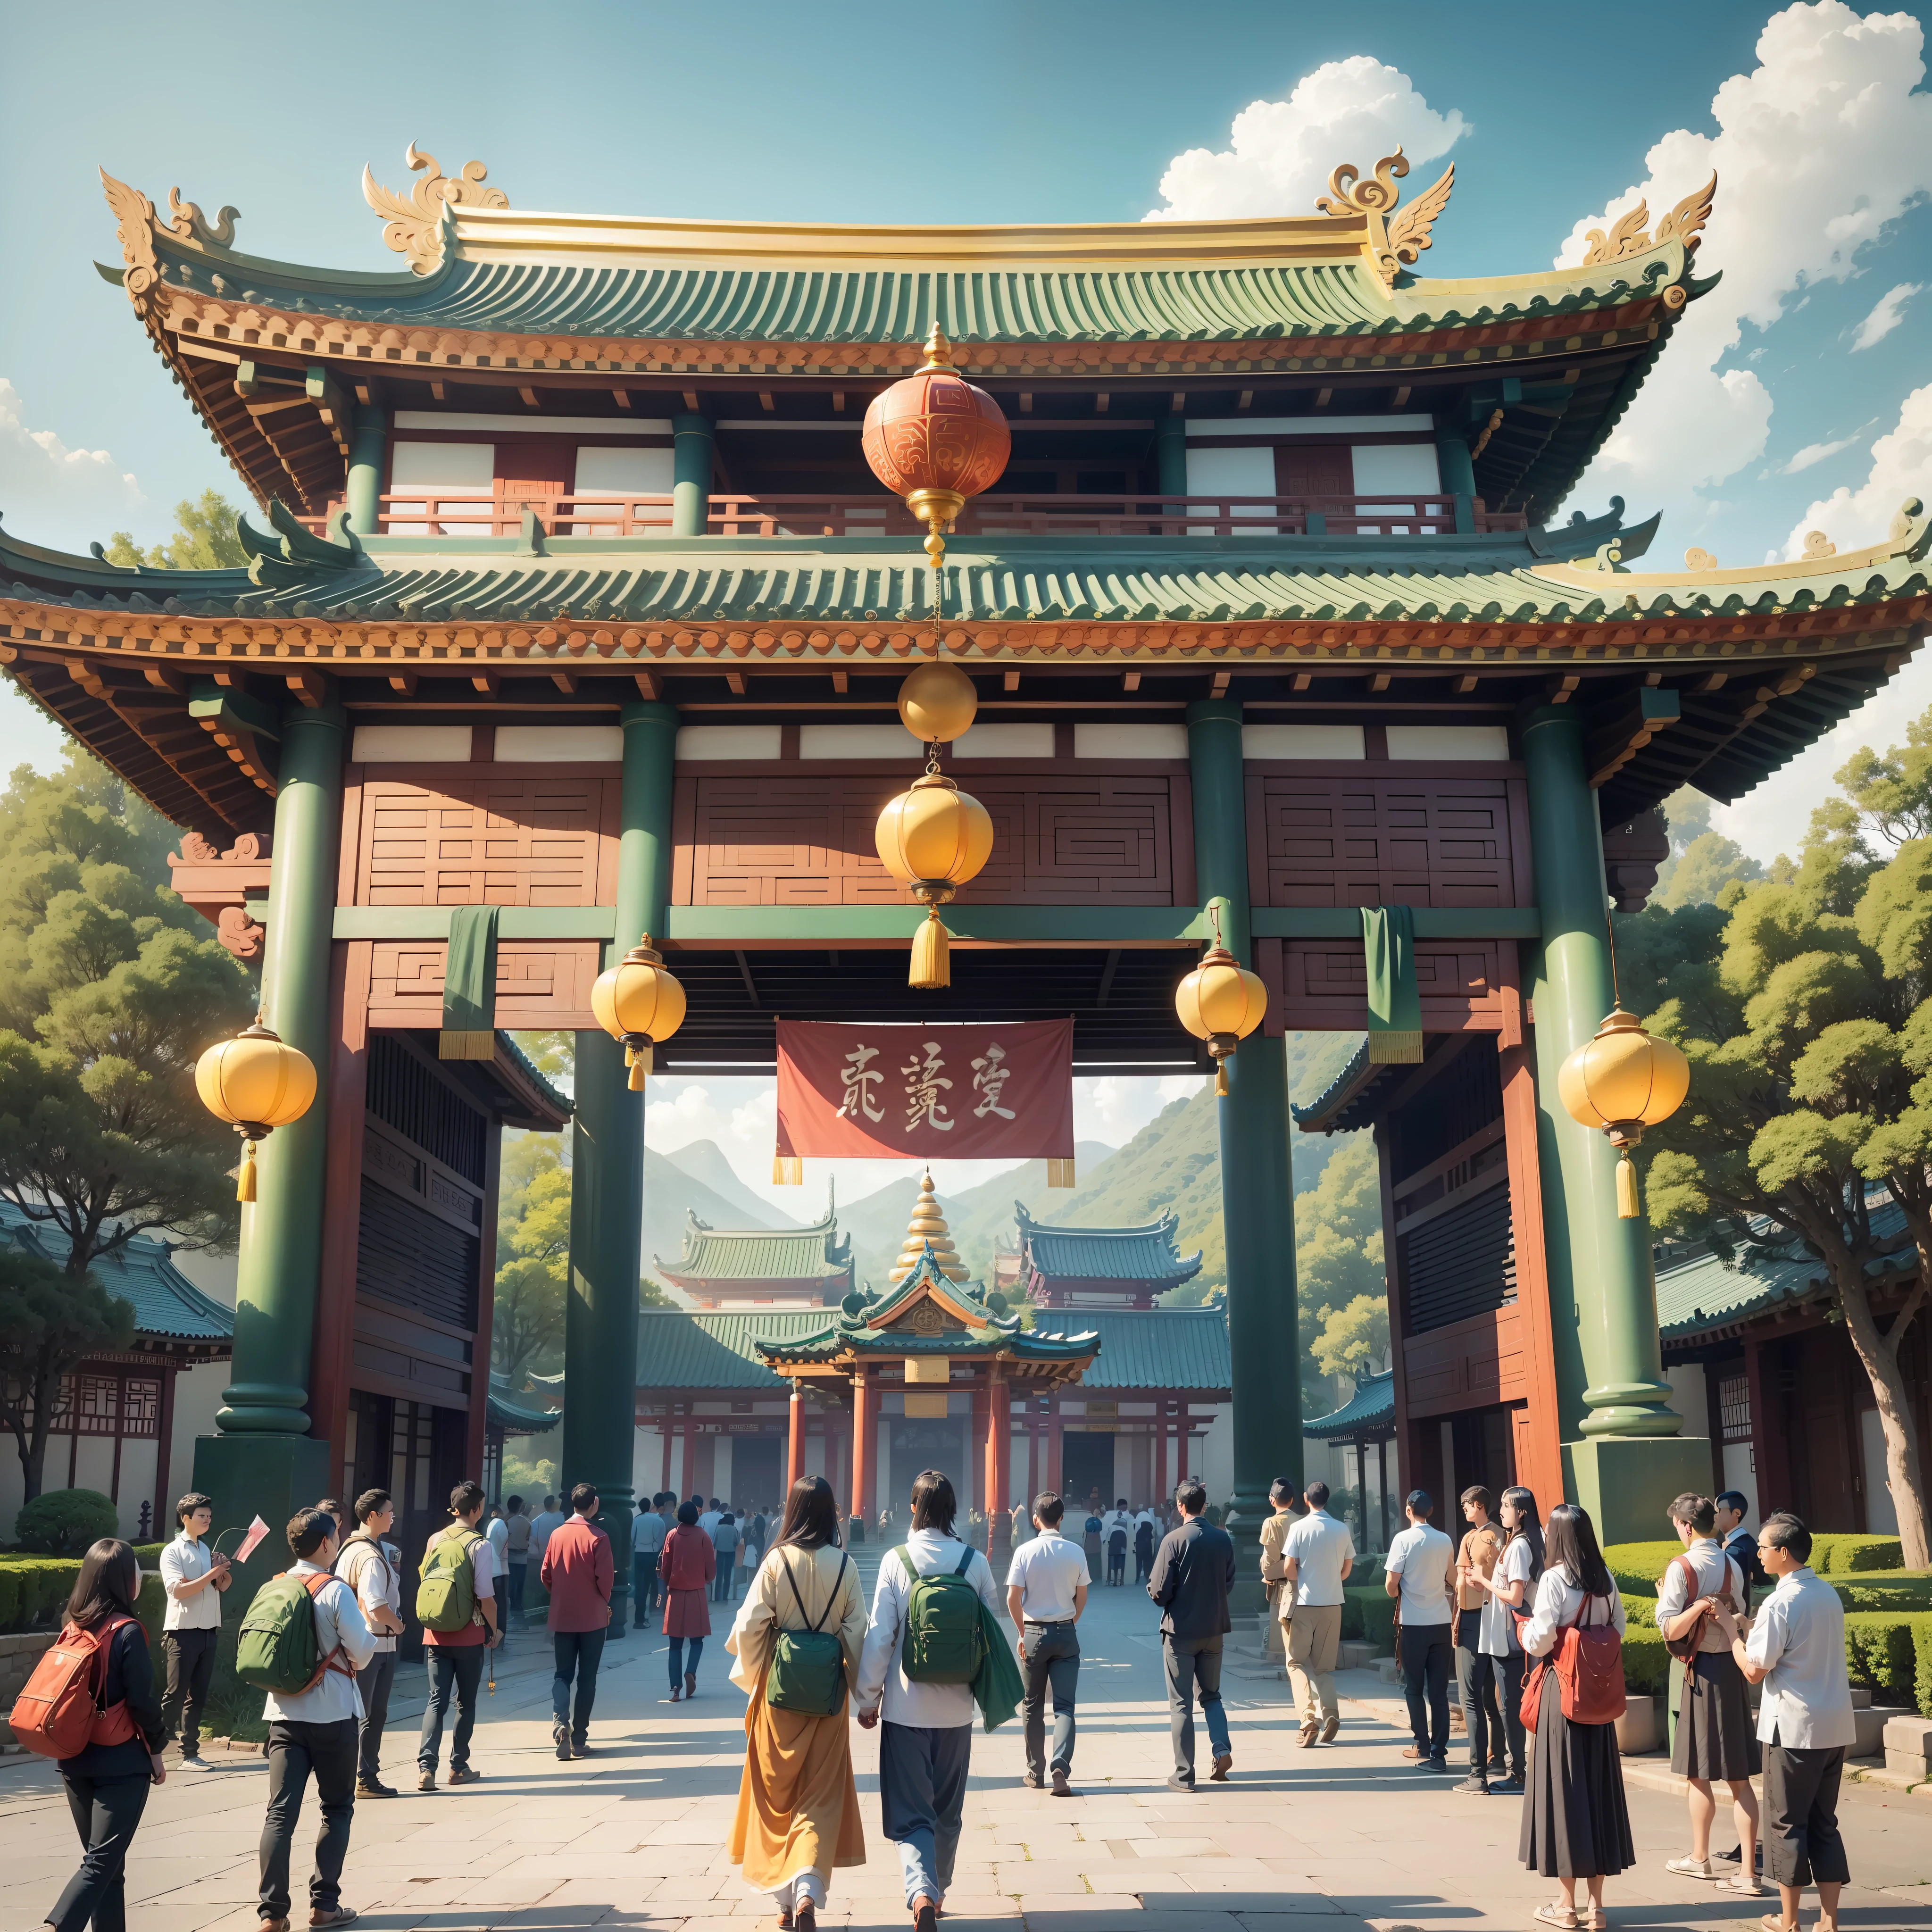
2, 147, 1924, 1616
653, 1202, 855, 1310
995, 1205, 1203, 1309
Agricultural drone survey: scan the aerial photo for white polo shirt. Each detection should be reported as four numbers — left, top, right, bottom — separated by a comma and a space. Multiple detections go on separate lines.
1386, 1522, 1455, 1627
1746, 1565, 1856, 1749
1007, 1528, 1091, 1623
159, 1532, 223, 1632
1283, 1508, 1356, 1607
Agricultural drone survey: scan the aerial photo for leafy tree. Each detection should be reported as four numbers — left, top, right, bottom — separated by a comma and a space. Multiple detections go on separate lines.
1646, 816, 1932, 1566
102, 491, 250, 571
1295, 1134, 1388, 1397
492, 1133, 573, 1380
491, 1256, 564, 1388
1652, 786, 1763, 909
0, 1247, 134, 1503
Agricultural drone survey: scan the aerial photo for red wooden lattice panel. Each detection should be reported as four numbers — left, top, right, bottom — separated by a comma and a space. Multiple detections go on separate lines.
366, 941, 601, 1031
1278, 940, 1505, 1032
1251, 774, 1523, 908
680, 773, 1178, 906
358, 778, 616, 907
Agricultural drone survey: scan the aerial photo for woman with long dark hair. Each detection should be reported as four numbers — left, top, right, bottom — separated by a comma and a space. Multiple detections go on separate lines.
726, 1476, 868, 1931
661, 1499, 717, 1701
1472, 1485, 1544, 1794
1520, 1503, 1633, 1928
44, 1538, 167, 1932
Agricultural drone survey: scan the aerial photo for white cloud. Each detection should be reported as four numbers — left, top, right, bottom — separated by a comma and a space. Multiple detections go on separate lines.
1557, 3, 1932, 518
1778, 430, 1868, 474
1851, 280, 1923, 349
0, 378, 146, 544
1078, 1073, 1200, 1146
1781, 380, 1932, 555
1144, 57, 1466, 221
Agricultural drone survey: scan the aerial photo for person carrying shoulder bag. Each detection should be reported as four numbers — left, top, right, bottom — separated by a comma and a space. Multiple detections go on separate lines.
726, 1475, 868, 1932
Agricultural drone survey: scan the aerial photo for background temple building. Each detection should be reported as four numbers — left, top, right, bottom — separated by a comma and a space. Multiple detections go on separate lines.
1, 145, 1921, 1607
653, 1200, 854, 1309
995, 1204, 1203, 1309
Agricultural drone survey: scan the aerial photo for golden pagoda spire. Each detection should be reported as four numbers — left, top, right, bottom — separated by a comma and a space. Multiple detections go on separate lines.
888, 1170, 969, 1285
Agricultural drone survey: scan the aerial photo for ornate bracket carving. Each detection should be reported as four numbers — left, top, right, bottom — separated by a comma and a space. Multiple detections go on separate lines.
166, 188, 239, 247
99, 168, 159, 311
1578, 173, 1717, 267
363, 143, 509, 275
1315, 149, 1455, 292
216, 904, 265, 961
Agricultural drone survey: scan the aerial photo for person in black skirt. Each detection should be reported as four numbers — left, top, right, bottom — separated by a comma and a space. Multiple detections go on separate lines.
1657, 1492, 1762, 1894
45, 1538, 168, 1932
1520, 1503, 1633, 1930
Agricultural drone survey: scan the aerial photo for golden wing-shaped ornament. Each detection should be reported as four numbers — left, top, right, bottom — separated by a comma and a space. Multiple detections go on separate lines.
1385, 164, 1454, 268
99, 167, 159, 298
1580, 199, 1651, 267
1653, 172, 1717, 252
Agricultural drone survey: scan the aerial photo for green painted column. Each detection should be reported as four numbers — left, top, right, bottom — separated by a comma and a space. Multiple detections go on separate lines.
671, 414, 714, 537
1521, 705, 1705, 1539
564, 701, 678, 1627
218, 698, 346, 1435
1186, 700, 1300, 1582
1435, 430, 1477, 534
345, 407, 387, 536
1157, 414, 1189, 498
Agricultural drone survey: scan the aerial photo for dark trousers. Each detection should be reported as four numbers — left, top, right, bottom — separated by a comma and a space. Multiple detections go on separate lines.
1162, 1635, 1231, 1784
879, 1720, 973, 1908
418, 1645, 485, 1773
160, 1627, 218, 1758
1402, 1627, 1454, 1761
506, 1561, 527, 1620
1108, 1542, 1126, 1585
1135, 1544, 1153, 1584
259, 1717, 357, 1921
1458, 1644, 1506, 1775
553, 1628, 606, 1740
633, 1555, 658, 1623
1764, 1742, 1849, 1888
49, 1772, 149, 1932
1498, 1648, 1529, 1779
712, 1559, 736, 1601
353, 1649, 398, 1785
668, 1634, 704, 1686
1021, 1621, 1080, 1781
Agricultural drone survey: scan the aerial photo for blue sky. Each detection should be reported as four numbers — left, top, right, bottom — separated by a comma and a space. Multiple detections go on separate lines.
2, 0, 1929, 1183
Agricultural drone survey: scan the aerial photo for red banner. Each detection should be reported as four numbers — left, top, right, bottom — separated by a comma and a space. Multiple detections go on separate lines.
775, 1019, 1074, 1161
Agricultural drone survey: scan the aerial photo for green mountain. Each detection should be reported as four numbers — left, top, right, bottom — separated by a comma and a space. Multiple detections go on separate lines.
661, 1138, 796, 1229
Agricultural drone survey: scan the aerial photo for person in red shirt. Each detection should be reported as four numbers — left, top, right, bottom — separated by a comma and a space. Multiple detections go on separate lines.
540, 1482, 615, 1760
416, 1482, 500, 1791
661, 1499, 716, 1701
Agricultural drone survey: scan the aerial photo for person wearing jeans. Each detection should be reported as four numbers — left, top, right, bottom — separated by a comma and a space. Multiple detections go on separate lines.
1452, 1485, 1506, 1795
541, 1482, 614, 1757
633, 1494, 669, 1628
1006, 1492, 1090, 1795
334, 1488, 406, 1798
661, 1499, 717, 1700
157, 1492, 229, 1768
258, 1507, 375, 1932
417, 1481, 502, 1788
1147, 1477, 1238, 1789
1386, 1488, 1456, 1771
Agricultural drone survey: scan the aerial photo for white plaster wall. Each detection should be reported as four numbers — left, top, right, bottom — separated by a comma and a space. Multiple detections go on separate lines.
1664, 1364, 1710, 1435
1721, 1442, 1759, 1522
1199, 1407, 1232, 1506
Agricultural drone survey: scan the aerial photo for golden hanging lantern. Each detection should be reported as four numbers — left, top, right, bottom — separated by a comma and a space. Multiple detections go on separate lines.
194, 1018, 318, 1202
1174, 909, 1268, 1096
1557, 1007, 1690, 1218
591, 936, 688, 1089
875, 770, 994, 990
897, 659, 979, 745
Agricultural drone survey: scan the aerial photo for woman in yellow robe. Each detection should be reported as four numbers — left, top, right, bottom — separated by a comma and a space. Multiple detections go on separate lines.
727, 1474, 868, 1931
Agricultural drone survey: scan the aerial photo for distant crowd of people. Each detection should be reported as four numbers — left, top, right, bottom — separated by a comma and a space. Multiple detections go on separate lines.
27, 1469, 1860, 1932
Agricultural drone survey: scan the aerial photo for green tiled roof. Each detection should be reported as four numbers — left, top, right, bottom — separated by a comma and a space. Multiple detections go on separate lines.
1031, 1308, 1230, 1392
0, 1201, 233, 1345
654, 1207, 852, 1285
1016, 1203, 1201, 1287
487, 1370, 560, 1434
1306, 1369, 1395, 1439
636, 1307, 834, 1390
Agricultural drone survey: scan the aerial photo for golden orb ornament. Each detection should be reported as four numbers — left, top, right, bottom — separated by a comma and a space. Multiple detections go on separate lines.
1557, 1006, 1690, 1218
874, 771, 995, 989
591, 936, 688, 1089
1174, 918, 1269, 1096
194, 1018, 318, 1202
898, 660, 979, 746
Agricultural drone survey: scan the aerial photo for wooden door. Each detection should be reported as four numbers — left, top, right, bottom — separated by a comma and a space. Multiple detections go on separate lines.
1275, 443, 1353, 499
495, 439, 575, 519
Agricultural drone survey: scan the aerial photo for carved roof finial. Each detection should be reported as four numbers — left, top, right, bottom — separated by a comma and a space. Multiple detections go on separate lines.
1578, 172, 1717, 268
363, 142, 509, 275
1314, 148, 1455, 291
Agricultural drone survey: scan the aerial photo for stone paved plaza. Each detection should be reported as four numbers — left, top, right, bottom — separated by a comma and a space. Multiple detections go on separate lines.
4, 1580, 1930, 1932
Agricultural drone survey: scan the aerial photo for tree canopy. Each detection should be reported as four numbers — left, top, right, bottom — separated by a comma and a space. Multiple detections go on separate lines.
102, 491, 250, 572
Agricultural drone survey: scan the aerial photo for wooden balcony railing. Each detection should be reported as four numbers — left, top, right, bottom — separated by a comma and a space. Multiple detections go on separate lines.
303, 491, 1525, 541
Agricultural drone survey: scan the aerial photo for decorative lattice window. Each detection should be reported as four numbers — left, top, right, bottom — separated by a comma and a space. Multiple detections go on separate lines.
1718, 1373, 1752, 1442
73, 1374, 120, 1435
121, 1377, 162, 1439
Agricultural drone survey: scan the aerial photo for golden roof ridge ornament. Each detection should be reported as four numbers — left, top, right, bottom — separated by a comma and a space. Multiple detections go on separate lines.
363, 142, 509, 275
1314, 147, 1455, 291
167, 186, 238, 248
1577, 172, 1717, 268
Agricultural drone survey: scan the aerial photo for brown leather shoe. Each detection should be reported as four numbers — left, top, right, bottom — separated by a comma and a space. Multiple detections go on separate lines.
1209, 1752, 1232, 1782
1297, 1724, 1318, 1747
1400, 1744, 1426, 1759
259, 1921, 290, 1932
1320, 1714, 1341, 1742
447, 1765, 481, 1785
310, 1911, 358, 1929
416, 1770, 435, 1792
794, 1904, 816, 1932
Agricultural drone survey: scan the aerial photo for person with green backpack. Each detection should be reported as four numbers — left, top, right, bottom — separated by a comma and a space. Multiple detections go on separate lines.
854, 1470, 1010, 1932
725, 1475, 870, 1931
415, 1481, 502, 1791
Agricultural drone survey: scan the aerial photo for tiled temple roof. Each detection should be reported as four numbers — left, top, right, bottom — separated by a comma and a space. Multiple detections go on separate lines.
1015, 1203, 1202, 1287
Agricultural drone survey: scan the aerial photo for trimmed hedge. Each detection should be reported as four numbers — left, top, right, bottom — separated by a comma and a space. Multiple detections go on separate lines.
0, 1554, 166, 1634
1604, 1535, 1903, 1597
1842, 1610, 1932, 1717
1339, 1585, 1397, 1653
1621, 1627, 1670, 1699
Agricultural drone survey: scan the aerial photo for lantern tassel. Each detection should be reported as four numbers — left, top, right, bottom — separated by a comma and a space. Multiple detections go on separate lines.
773, 1155, 803, 1186
1616, 1148, 1641, 1219
1215, 1058, 1230, 1098
910, 905, 951, 989
236, 1138, 258, 1204
625, 1040, 652, 1090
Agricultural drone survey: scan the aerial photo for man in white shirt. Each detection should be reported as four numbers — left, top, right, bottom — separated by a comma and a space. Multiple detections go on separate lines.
699, 1498, 724, 1537
1134, 1505, 1159, 1585
1100, 1499, 1134, 1587
335, 1488, 406, 1799
1283, 1479, 1356, 1747
158, 1490, 230, 1769
258, 1506, 376, 1932
1715, 1512, 1856, 1932
529, 1495, 566, 1566
1005, 1492, 1090, 1796
1385, 1487, 1456, 1771
632, 1492, 669, 1628
856, 1470, 1002, 1932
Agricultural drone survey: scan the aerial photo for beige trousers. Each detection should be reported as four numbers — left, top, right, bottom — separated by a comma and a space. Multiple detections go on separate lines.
1287, 1602, 1343, 1728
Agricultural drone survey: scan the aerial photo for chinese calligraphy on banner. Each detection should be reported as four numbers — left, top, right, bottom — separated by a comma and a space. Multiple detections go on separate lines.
775, 1019, 1074, 1161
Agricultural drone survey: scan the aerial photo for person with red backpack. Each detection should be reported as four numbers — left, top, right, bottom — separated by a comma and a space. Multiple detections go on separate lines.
254, 1507, 376, 1932
1519, 1502, 1633, 1930
37, 1539, 167, 1932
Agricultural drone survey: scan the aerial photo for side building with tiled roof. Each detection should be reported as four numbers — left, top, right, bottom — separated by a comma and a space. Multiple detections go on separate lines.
652, 1204, 854, 1310
997, 1203, 1204, 1310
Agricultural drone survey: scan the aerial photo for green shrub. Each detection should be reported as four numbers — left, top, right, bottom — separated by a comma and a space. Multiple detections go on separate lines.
15, 1490, 119, 1556
0, 1557, 81, 1628
1622, 1591, 1658, 1630
1812, 1534, 1903, 1574
1621, 1626, 1670, 1698
1342, 1585, 1397, 1654
1603, 1541, 1688, 1597
1832, 1574, 1932, 1613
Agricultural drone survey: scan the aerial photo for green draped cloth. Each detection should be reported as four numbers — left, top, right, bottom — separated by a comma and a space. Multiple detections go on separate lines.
439, 905, 500, 1060
1361, 904, 1422, 1064
971, 1596, 1025, 1732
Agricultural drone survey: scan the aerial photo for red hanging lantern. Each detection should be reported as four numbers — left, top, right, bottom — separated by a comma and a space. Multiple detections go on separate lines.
862, 327, 1011, 568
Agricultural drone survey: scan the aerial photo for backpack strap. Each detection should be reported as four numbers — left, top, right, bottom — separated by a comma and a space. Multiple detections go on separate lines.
298, 1571, 358, 1684
781, 1550, 848, 1634
952, 1548, 974, 1579
893, 1545, 917, 1587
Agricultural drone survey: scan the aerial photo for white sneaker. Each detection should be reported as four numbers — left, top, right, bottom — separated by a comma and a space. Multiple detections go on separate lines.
179, 1755, 217, 1772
